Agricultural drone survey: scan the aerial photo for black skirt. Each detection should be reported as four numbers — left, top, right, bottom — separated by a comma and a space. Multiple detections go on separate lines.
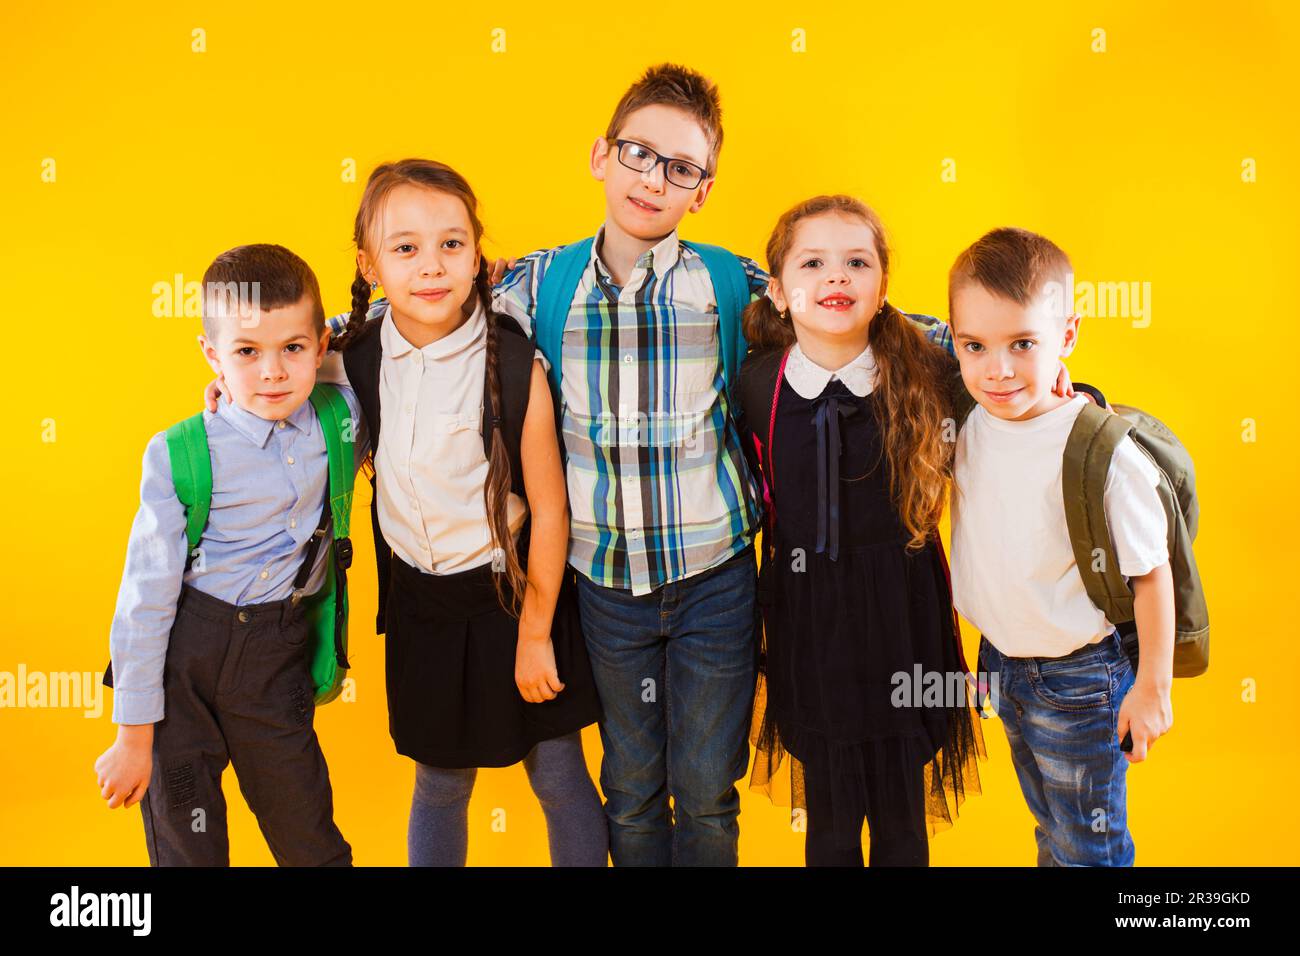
384, 552, 603, 769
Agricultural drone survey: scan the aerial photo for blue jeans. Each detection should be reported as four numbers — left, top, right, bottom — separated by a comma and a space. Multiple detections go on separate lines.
576, 546, 759, 866
408, 731, 609, 866
978, 631, 1137, 867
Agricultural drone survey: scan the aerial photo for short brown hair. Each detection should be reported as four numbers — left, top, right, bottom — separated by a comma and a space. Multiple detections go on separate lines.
605, 63, 724, 177
948, 227, 1072, 321
201, 243, 325, 341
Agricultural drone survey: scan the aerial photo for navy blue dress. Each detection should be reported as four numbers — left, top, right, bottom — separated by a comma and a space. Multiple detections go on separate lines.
744, 366, 984, 853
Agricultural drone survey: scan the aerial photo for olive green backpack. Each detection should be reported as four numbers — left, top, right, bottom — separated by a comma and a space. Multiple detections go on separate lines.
1062, 398, 1210, 677
951, 376, 1210, 677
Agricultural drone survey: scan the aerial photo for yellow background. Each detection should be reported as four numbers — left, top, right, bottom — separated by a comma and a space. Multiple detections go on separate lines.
2, 1, 1296, 865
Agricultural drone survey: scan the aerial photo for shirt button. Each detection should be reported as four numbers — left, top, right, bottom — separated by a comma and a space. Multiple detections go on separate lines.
623, 354, 634, 365
238, 610, 251, 623
259, 570, 269, 580
286, 456, 295, 465
289, 518, 297, 529
277, 421, 286, 430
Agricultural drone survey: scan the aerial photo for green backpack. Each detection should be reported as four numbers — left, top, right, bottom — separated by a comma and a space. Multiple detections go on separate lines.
165, 383, 357, 703
1062, 399, 1210, 677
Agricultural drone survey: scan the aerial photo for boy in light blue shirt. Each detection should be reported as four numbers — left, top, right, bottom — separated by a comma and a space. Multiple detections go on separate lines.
94, 244, 365, 866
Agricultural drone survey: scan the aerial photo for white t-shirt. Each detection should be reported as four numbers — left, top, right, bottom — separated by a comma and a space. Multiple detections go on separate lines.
951, 395, 1169, 658
320, 299, 531, 574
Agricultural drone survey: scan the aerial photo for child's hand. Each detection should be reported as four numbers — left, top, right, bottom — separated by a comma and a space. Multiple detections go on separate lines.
488, 257, 518, 285
202, 373, 229, 413
94, 724, 154, 809
1053, 361, 1076, 399
515, 616, 564, 703
1116, 682, 1173, 763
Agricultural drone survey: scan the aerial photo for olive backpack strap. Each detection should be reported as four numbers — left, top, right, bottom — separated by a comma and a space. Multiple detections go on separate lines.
1062, 402, 1139, 626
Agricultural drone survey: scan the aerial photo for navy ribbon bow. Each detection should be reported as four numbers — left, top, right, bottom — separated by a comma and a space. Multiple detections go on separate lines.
811, 391, 858, 562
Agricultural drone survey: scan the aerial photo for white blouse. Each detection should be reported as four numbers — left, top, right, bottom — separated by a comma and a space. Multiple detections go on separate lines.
371, 299, 529, 574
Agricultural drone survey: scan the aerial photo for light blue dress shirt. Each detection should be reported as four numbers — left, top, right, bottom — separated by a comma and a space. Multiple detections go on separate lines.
108, 387, 366, 725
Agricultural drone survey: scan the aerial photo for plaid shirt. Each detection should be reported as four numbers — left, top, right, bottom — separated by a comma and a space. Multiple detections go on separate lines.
492, 226, 769, 595
327, 248, 955, 597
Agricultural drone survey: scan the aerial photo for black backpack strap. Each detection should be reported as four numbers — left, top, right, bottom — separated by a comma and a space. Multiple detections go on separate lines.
291, 477, 333, 605
341, 319, 392, 634
480, 314, 534, 498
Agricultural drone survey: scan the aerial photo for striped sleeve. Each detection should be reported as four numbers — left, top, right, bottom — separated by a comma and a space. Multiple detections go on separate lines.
737, 254, 770, 301
904, 312, 956, 358
492, 247, 564, 371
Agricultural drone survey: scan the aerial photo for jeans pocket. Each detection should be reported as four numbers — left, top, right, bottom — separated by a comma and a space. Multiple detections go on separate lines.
1029, 650, 1111, 712
281, 607, 311, 648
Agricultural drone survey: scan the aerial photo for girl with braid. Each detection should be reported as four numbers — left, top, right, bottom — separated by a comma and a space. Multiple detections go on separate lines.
316, 160, 606, 865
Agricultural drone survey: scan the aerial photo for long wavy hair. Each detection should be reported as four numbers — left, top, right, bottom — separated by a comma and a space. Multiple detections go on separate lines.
742, 194, 955, 551
331, 159, 527, 614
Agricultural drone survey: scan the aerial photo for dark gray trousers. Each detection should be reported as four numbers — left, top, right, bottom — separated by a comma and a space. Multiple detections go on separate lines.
140, 584, 351, 866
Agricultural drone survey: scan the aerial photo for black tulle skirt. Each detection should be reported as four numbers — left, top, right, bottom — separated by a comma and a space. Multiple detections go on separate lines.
749, 528, 984, 847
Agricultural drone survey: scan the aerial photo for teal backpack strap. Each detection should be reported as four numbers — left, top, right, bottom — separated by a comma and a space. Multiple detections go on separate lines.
682, 240, 751, 406
534, 238, 594, 396
163, 414, 213, 561
308, 383, 356, 541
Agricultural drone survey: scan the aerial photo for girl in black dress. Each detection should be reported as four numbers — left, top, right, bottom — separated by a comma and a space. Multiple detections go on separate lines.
737, 195, 984, 866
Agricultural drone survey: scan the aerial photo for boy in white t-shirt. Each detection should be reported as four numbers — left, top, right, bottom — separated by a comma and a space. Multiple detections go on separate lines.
947, 227, 1175, 867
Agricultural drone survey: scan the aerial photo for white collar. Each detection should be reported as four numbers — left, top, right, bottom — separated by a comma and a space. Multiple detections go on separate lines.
591, 223, 682, 282
783, 342, 878, 399
381, 296, 485, 361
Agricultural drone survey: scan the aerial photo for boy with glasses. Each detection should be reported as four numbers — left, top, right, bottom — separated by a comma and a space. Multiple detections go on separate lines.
492, 63, 767, 866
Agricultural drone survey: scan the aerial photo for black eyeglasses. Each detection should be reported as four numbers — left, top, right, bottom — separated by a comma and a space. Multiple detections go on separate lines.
613, 139, 709, 189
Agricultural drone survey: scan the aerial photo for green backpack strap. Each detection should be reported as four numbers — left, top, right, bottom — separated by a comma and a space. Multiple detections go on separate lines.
1062, 402, 1136, 624
308, 383, 355, 541
681, 240, 751, 406
105, 413, 211, 691
164, 413, 213, 560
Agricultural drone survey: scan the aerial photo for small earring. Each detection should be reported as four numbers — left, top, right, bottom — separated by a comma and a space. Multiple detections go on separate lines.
370, 280, 378, 291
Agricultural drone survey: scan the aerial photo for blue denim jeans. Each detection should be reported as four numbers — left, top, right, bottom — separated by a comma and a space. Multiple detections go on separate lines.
576, 545, 759, 866
978, 631, 1137, 867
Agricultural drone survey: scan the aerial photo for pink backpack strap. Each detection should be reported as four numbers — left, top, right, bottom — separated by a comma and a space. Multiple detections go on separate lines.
763, 347, 793, 528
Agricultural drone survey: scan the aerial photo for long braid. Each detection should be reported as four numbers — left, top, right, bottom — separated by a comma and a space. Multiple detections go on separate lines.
331, 271, 373, 352
347, 158, 530, 615
476, 263, 528, 616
